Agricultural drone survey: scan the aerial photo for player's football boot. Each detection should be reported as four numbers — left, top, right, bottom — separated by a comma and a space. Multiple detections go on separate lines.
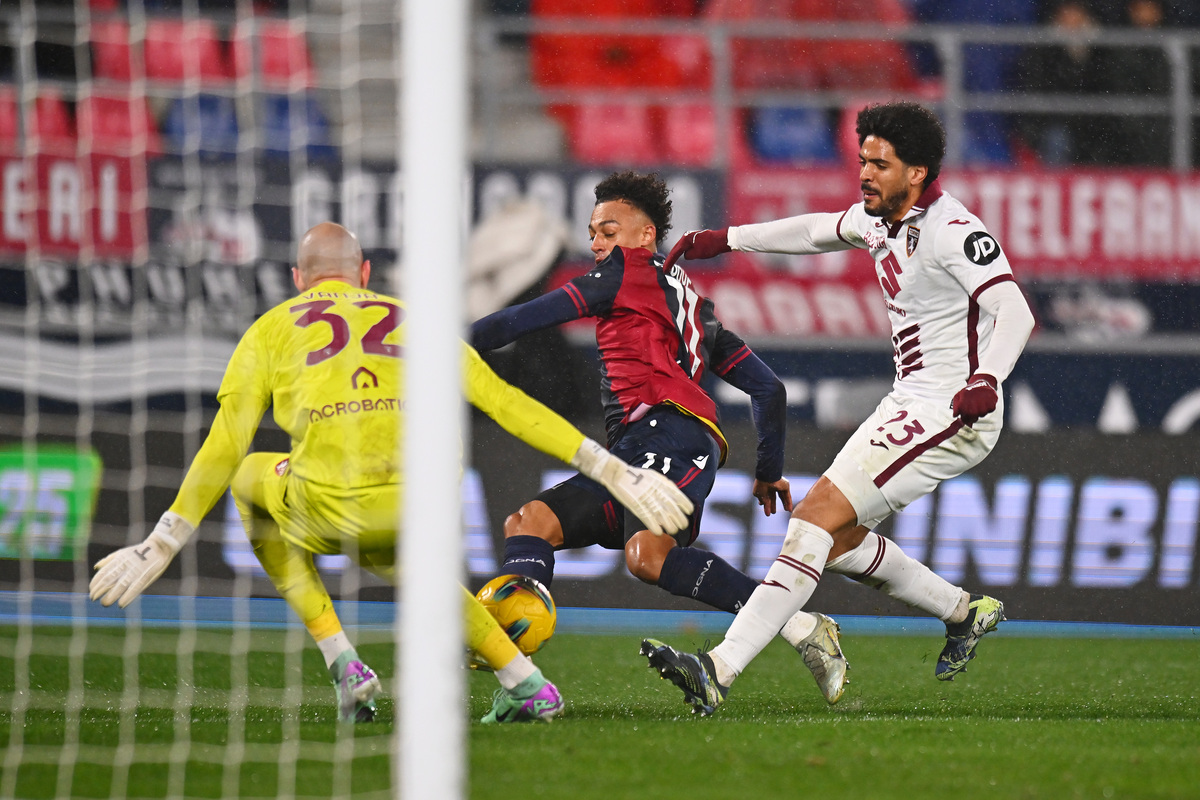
481, 669, 564, 724
793, 613, 849, 704
640, 638, 729, 716
936, 594, 1005, 681
330, 652, 383, 723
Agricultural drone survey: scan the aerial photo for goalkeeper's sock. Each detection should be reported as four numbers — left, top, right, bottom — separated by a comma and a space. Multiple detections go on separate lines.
494, 653, 537, 690
500, 535, 555, 587
656, 546, 757, 614
464, 585, 526, 677
315, 631, 353, 670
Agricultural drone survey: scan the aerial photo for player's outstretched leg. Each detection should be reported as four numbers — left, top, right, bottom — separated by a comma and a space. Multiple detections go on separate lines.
640, 639, 729, 716
481, 668, 564, 724
330, 651, 383, 723
792, 612, 849, 704
936, 594, 1005, 681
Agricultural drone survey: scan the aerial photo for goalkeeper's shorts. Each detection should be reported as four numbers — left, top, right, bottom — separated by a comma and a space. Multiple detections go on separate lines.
240, 451, 402, 558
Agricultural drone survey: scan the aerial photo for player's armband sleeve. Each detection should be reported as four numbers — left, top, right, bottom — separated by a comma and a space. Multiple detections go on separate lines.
462, 344, 585, 464
729, 210, 862, 255
711, 329, 786, 482
169, 394, 267, 526
470, 287, 589, 351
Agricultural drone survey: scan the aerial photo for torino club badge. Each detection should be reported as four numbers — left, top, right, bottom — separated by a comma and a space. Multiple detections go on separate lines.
907, 225, 920, 257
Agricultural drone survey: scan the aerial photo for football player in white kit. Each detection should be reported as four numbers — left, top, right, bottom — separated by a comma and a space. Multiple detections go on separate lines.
641, 101, 1036, 715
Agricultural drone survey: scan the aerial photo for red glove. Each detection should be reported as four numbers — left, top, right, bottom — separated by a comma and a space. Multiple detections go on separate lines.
663, 228, 731, 270
951, 373, 998, 427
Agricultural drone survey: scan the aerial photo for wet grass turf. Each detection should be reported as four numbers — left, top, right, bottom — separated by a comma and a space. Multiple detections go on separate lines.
2, 626, 1198, 798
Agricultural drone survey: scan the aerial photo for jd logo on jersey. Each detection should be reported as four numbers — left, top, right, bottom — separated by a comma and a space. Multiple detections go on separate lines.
964, 232, 1001, 265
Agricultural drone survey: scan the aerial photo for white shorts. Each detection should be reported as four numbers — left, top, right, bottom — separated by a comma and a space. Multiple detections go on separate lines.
824, 392, 1002, 529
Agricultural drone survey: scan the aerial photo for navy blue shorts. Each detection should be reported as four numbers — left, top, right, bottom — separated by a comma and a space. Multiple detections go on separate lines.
537, 406, 721, 550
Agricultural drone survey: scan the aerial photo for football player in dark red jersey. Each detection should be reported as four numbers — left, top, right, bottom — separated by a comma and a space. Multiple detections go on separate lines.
471, 171, 849, 705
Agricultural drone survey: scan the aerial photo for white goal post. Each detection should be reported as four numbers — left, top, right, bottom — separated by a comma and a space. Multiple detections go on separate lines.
398, 1, 470, 799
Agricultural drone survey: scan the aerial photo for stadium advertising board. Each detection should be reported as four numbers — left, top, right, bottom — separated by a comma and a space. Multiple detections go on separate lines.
685, 167, 1200, 337
0, 413, 1196, 626
729, 167, 1200, 280
0, 153, 146, 258
467, 420, 1200, 626
0, 446, 101, 561
4, 159, 1200, 339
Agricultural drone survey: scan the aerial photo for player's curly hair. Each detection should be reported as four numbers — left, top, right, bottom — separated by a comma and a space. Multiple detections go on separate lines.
594, 171, 672, 247
856, 102, 946, 188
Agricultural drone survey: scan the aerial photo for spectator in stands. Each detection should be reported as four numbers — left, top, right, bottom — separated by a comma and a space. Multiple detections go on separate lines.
911, 0, 1038, 164
1103, 0, 1171, 166
706, 0, 920, 165
1013, 0, 1112, 165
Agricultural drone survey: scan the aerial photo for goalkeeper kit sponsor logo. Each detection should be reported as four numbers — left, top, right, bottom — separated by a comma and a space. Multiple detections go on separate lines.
307, 397, 402, 422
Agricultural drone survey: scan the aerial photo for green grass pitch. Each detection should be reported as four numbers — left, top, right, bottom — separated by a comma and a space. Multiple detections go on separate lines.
2, 625, 1198, 798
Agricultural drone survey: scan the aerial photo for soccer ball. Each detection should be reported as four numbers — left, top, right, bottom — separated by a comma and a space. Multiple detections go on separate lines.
475, 574, 557, 656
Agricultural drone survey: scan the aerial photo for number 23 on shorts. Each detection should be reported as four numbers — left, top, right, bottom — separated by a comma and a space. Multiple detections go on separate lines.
869, 409, 925, 450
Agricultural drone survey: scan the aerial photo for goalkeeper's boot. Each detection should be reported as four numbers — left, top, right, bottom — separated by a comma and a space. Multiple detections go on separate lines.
330, 652, 383, 723
640, 638, 728, 716
481, 669, 563, 724
794, 613, 849, 705
936, 594, 1005, 681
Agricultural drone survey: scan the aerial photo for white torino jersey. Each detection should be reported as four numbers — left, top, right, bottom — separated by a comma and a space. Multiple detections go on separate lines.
835, 185, 1016, 403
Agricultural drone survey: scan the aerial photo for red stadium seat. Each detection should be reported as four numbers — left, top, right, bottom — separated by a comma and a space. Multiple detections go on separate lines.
566, 102, 660, 165
232, 18, 315, 89
0, 87, 18, 152
144, 19, 231, 83
31, 91, 76, 154
0, 89, 76, 153
706, 0, 917, 92
77, 94, 162, 156
660, 103, 715, 165
530, 0, 701, 89
90, 20, 134, 82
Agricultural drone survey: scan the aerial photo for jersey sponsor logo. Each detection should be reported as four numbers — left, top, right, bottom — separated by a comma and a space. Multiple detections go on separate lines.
906, 225, 920, 257
308, 397, 401, 423
864, 231, 886, 250
352, 367, 378, 389
692, 454, 709, 470
964, 231, 1002, 265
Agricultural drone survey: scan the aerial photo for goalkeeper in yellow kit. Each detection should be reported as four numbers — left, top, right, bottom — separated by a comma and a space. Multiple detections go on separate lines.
89, 222, 692, 724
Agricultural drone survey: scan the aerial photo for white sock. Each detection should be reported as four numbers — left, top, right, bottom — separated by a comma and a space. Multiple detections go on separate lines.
316, 631, 353, 669
495, 652, 538, 690
779, 611, 819, 647
825, 532, 965, 622
712, 518, 833, 681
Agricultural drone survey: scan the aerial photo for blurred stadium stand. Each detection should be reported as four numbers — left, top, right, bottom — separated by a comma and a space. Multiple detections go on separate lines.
6, 1, 1198, 170
3, 1, 1200, 347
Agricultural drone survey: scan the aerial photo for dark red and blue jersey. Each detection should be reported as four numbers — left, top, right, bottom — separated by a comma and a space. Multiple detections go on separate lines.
471, 246, 786, 481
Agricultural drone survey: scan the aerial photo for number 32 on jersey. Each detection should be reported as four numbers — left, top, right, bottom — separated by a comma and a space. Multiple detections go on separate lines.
290, 299, 405, 365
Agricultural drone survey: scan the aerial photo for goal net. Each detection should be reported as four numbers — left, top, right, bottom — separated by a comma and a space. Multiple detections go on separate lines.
0, 1, 423, 797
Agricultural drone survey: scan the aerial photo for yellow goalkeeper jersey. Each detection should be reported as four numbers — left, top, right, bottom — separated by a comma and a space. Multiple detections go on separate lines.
170, 279, 584, 527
